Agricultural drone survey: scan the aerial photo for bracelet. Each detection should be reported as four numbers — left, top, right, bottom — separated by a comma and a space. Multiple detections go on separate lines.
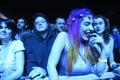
98, 58, 107, 62
110, 62, 116, 68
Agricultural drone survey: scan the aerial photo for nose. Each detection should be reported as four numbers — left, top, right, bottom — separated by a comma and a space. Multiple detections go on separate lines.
88, 24, 94, 31
39, 23, 42, 26
1, 27, 6, 31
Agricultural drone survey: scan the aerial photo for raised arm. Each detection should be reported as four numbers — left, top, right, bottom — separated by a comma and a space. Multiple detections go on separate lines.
47, 32, 67, 80
89, 33, 108, 76
94, 44, 108, 77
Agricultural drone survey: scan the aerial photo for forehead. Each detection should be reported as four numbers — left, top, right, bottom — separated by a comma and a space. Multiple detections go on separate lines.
56, 18, 65, 22
83, 15, 93, 22
0, 22, 7, 27
35, 17, 46, 22
94, 17, 104, 22
18, 19, 24, 22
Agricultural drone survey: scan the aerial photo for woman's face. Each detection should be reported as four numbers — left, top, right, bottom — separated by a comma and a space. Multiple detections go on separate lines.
80, 15, 94, 41
0, 22, 13, 41
17, 18, 26, 30
93, 17, 105, 34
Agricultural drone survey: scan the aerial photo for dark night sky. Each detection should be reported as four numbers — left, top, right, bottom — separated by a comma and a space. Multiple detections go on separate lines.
1, 0, 120, 28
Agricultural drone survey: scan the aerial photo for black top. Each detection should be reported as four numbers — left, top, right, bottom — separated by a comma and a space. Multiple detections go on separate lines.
24, 29, 57, 75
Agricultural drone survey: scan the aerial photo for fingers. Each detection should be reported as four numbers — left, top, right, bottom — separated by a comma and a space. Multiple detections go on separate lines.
89, 35, 103, 45
33, 76, 44, 80
89, 33, 98, 37
89, 37, 96, 46
28, 67, 46, 79
28, 71, 37, 78
29, 74, 44, 80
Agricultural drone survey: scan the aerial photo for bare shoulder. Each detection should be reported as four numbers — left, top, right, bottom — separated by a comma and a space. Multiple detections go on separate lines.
108, 36, 114, 46
109, 36, 114, 42
54, 32, 68, 46
57, 31, 68, 39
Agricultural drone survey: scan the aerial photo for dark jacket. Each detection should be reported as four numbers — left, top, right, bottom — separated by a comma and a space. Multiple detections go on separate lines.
24, 29, 56, 75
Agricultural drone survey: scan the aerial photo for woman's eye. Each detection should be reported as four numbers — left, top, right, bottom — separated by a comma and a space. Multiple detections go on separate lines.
6, 27, 11, 30
84, 22, 90, 26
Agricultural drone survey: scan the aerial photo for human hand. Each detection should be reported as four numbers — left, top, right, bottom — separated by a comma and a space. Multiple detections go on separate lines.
114, 65, 120, 74
89, 33, 104, 46
59, 76, 68, 80
28, 66, 46, 80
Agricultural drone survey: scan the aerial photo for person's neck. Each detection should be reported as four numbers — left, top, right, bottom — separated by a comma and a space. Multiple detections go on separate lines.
99, 33, 103, 38
39, 31, 48, 39
2, 39, 13, 47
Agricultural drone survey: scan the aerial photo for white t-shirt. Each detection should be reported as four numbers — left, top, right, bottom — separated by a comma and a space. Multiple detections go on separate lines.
0, 40, 25, 78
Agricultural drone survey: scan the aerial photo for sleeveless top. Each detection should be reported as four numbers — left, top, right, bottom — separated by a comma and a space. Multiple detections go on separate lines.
59, 45, 94, 76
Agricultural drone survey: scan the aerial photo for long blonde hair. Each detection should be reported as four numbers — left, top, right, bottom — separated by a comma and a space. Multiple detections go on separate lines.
66, 7, 99, 73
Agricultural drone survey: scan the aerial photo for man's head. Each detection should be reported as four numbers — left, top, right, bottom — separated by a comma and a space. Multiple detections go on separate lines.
33, 13, 49, 32
55, 17, 66, 32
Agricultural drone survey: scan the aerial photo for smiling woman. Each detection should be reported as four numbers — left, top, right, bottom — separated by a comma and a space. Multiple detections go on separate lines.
0, 19, 25, 80
47, 7, 110, 80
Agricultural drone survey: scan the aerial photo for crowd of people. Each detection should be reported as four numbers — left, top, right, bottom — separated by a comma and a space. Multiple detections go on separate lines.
0, 7, 120, 80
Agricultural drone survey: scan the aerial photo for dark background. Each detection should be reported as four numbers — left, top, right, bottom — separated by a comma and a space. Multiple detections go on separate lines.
1, 0, 120, 29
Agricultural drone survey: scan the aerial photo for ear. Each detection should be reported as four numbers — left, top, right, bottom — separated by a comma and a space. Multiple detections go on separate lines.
25, 25, 28, 28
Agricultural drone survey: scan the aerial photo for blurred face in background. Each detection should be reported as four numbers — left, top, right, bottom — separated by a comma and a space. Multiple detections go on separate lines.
112, 28, 119, 36
55, 18, 66, 32
17, 18, 27, 30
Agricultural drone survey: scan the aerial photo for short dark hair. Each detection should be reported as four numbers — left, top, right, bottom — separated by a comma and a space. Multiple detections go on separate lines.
32, 13, 49, 23
0, 19, 17, 39
18, 18, 29, 26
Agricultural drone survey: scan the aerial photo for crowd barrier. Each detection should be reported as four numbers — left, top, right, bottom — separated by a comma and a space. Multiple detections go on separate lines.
44, 72, 119, 80
20, 72, 120, 80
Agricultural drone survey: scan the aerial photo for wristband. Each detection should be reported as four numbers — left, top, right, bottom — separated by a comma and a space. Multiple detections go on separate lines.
98, 58, 107, 62
110, 62, 116, 68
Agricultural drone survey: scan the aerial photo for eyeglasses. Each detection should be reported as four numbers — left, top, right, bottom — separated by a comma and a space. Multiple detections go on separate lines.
34, 20, 47, 25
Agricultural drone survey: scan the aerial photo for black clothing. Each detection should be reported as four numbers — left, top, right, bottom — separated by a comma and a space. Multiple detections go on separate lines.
24, 29, 56, 75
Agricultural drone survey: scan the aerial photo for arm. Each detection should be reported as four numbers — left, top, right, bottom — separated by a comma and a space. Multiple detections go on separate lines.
90, 33, 108, 76
47, 32, 67, 80
5, 51, 24, 80
109, 37, 117, 69
94, 44, 108, 77
24, 40, 36, 75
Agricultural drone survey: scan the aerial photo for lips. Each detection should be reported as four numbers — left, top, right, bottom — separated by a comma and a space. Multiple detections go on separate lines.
0, 32, 7, 35
96, 28, 101, 31
84, 33, 91, 39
